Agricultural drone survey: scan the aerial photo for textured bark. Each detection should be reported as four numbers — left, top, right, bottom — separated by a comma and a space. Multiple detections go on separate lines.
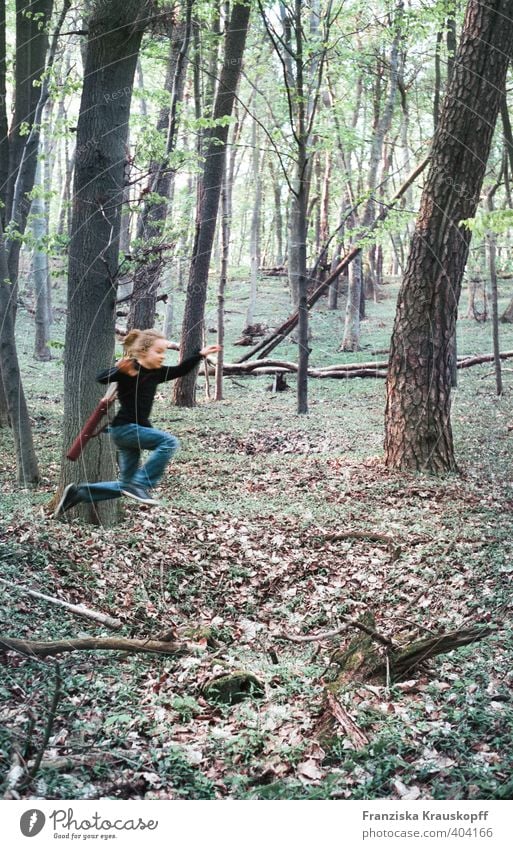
385, 0, 513, 472
61, 0, 149, 524
174, 0, 251, 407
128, 2, 192, 329
5, 1, 53, 224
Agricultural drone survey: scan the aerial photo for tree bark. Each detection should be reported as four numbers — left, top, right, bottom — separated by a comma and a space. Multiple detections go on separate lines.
385, 0, 513, 472
0, 0, 9, 223
31, 160, 52, 361
6, 1, 53, 224
0, 225, 40, 484
60, 0, 150, 524
341, 252, 362, 351
128, 1, 192, 330
174, 0, 251, 407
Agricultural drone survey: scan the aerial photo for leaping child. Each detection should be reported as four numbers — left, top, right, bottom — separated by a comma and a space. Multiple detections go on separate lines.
54, 329, 220, 517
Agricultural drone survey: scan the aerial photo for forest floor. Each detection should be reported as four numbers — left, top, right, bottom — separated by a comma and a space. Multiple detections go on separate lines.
1, 275, 513, 800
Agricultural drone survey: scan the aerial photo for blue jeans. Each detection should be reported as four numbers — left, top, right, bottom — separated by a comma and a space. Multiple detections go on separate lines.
77, 424, 179, 503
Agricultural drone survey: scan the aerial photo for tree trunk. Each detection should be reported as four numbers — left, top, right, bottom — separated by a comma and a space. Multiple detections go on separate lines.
341, 252, 362, 351
6, 1, 53, 223
385, 0, 513, 472
269, 160, 284, 267
247, 123, 262, 327
128, 1, 192, 330
0, 226, 40, 484
488, 228, 502, 394
215, 173, 229, 402
31, 161, 52, 361
174, 0, 251, 407
0, 0, 9, 223
60, 0, 149, 525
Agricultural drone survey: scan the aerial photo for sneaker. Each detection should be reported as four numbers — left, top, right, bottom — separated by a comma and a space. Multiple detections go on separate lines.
54, 483, 82, 518
121, 484, 159, 505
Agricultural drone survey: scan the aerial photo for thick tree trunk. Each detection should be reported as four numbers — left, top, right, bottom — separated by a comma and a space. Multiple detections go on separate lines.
174, 0, 251, 407
60, 0, 149, 524
385, 0, 513, 472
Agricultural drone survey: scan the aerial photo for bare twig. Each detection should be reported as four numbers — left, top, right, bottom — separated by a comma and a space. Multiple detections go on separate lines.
21, 663, 62, 789
276, 616, 393, 648
0, 578, 122, 630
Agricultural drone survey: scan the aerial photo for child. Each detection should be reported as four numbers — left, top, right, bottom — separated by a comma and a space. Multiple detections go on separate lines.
54, 329, 220, 517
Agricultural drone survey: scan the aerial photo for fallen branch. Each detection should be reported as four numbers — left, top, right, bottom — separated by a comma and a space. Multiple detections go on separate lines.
0, 636, 188, 659
237, 154, 430, 363
456, 350, 513, 369
324, 531, 395, 545
217, 350, 513, 382
324, 692, 369, 750
0, 578, 122, 630
21, 663, 61, 790
276, 617, 393, 648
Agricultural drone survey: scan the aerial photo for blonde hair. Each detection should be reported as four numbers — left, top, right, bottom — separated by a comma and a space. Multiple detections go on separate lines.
123, 329, 166, 357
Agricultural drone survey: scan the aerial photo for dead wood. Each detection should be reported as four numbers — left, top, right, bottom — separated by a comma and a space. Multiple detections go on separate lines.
331, 624, 496, 686
237, 154, 431, 363
219, 350, 512, 382
201, 671, 265, 704
456, 350, 513, 369
324, 530, 395, 545
316, 691, 369, 751
370, 625, 496, 681
0, 636, 188, 659
0, 577, 122, 630
277, 616, 393, 648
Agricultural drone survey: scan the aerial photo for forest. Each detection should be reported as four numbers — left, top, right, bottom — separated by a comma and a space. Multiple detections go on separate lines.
1, 0, 513, 802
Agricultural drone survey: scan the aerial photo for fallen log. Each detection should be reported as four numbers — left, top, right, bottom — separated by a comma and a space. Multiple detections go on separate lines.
0, 636, 189, 659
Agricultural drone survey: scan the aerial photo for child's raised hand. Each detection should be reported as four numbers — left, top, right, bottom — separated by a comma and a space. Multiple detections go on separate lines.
200, 344, 222, 357
116, 357, 138, 377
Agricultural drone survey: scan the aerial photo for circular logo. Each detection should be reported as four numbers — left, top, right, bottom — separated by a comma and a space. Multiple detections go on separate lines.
20, 810, 46, 837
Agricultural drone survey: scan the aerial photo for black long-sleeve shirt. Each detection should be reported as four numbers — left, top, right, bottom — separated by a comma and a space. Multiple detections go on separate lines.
97, 353, 202, 428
